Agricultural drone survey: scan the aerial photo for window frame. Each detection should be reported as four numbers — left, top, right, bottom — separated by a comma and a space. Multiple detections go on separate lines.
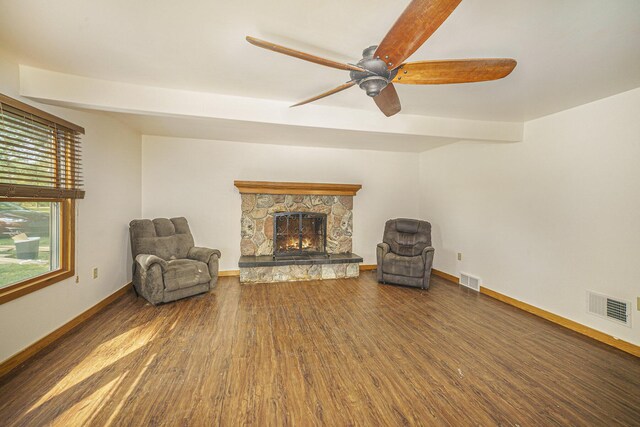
0, 197, 75, 304
0, 93, 83, 304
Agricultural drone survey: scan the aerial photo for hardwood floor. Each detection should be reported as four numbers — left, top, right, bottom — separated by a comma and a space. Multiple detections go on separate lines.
0, 273, 638, 426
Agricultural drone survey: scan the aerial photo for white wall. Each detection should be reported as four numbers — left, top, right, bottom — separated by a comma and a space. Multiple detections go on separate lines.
142, 136, 420, 270
0, 50, 143, 362
419, 87, 640, 345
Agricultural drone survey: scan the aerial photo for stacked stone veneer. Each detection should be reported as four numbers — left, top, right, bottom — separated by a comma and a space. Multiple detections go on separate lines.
240, 263, 359, 284
240, 193, 358, 283
241, 194, 353, 256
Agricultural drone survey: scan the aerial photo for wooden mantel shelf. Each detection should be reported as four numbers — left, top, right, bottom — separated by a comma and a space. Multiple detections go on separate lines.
234, 180, 362, 196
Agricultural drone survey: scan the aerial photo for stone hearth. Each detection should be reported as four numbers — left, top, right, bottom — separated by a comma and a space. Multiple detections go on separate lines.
238, 253, 362, 284
235, 181, 362, 284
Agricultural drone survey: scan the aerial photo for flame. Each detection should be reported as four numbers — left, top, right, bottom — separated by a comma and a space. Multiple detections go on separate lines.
280, 236, 316, 251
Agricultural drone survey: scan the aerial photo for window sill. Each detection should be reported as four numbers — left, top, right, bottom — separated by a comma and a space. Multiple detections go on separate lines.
0, 269, 74, 305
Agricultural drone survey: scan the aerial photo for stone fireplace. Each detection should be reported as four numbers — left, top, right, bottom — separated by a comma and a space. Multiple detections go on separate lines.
235, 181, 363, 283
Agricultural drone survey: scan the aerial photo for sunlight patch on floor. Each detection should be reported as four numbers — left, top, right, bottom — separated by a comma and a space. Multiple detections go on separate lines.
50, 371, 129, 427
104, 353, 157, 427
27, 323, 159, 413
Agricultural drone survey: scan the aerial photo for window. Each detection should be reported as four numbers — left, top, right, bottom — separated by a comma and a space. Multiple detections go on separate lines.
0, 94, 84, 304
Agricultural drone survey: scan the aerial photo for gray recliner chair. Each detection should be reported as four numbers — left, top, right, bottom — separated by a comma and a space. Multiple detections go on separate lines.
376, 218, 435, 289
129, 217, 220, 305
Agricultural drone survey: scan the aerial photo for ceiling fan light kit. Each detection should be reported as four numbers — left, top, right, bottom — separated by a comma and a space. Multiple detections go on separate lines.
247, 0, 517, 117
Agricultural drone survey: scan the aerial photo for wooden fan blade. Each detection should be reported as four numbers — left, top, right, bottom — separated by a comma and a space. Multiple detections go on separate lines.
393, 59, 517, 84
373, 84, 401, 117
375, 0, 462, 69
290, 81, 357, 107
246, 36, 365, 73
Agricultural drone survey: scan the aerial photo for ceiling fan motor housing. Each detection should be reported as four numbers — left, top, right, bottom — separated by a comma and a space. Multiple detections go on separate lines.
350, 45, 397, 97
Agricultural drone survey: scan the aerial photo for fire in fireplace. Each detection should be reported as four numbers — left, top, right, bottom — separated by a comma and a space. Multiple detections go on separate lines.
273, 212, 327, 257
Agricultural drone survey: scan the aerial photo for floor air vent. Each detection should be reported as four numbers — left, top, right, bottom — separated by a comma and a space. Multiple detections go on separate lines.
587, 291, 631, 327
459, 272, 480, 291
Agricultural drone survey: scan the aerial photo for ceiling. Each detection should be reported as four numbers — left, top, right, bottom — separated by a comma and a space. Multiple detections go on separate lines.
1, 0, 639, 123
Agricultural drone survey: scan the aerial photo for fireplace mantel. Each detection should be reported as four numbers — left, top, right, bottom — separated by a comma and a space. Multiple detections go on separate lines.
234, 180, 362, 196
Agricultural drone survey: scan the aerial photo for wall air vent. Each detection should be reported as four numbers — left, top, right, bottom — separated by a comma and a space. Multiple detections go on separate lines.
459, 272, 480, 291
587, 291, 631, 327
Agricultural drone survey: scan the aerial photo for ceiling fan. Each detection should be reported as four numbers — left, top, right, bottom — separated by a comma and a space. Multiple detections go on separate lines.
246, 0, 516, 117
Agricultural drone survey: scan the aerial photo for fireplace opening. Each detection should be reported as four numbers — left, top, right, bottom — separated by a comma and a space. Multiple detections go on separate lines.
273, 212, 327, 257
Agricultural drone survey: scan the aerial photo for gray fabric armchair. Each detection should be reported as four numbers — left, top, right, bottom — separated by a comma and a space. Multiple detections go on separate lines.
129, 217, 220, 305
377, 218, 435, 289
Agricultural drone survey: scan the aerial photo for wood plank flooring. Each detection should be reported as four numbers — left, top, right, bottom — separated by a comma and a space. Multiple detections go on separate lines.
0, 273, 638, 426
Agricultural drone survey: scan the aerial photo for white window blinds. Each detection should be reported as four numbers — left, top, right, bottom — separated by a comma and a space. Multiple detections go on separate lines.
0, 94, 85, 199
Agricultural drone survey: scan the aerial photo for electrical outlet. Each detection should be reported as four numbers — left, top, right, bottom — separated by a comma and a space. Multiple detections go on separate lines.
75, 275, 79, 284
457, 252, 463, 261
92, 267, 98, 279
637, 297, 640, 311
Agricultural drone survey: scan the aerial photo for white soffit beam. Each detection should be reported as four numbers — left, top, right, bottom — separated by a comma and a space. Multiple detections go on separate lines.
19, 65, 523, 143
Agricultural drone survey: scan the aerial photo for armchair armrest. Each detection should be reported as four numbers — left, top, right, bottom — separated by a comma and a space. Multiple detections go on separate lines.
421, 246, 435, 290
187, 247, 221, 263
376, 243, 390, 282
135, 254, 167, 272
421, 246, 435, 259
377, 242, 390, 255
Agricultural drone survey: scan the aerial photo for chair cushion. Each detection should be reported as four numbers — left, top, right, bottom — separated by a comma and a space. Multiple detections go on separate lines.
382, 252, 425, 278
163, 259, 211, 291
130, 217, 195, 261
383, 218, 431, 257
395, 218, 420, 234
